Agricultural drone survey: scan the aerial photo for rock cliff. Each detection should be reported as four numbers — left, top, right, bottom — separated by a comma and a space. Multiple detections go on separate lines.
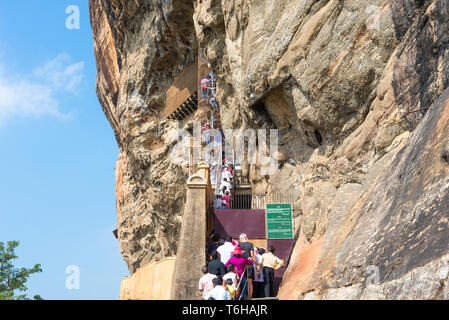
89, 0, 199, 272
90, 0, 449, 298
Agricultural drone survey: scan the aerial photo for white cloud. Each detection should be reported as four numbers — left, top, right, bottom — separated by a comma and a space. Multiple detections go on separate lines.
34, 54, 85, 94
0, 54, 84, 125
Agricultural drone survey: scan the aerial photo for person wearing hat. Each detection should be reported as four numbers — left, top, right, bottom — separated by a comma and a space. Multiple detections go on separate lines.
225, 246, 253, 300
224, 247, 253, 278
237, 233, 260, 299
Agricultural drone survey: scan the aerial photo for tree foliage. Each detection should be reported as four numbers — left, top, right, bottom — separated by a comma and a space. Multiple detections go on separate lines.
0, 241, 43, 300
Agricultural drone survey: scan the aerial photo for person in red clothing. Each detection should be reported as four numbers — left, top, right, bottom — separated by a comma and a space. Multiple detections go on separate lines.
222, 190, 232, 209
224, 247, 253, 277
225, 247, 253, 299
228, 164, 234, 176
200, 76, 210, 99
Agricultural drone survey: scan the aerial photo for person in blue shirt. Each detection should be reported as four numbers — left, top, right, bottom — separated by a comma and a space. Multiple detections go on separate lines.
206, 277, 231, 300
217, 199, 229, 210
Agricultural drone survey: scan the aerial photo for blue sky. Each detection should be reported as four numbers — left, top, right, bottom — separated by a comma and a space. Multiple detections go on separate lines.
0, 1, 129, 299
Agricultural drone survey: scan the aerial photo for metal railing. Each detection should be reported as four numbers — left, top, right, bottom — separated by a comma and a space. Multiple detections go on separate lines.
214, 149, 223, 198
224, 192, 297, 210
235, 266, 248, 300
165, 61, 198, 119
230, 194, 252, 210
252, 193, 297, 209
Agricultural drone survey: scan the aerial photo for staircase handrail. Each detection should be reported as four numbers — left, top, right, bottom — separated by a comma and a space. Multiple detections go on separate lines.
214, 145, 223, 199
235, 266, 248, 300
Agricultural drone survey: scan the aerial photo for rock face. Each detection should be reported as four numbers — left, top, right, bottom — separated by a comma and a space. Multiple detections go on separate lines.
280, 86, 449, 299
90, 0, 449, 298
89, 0, 198, 272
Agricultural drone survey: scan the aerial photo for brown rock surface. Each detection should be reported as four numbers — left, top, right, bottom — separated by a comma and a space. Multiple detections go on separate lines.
89, 0, 198, 272
281, 86, 449, 299
193, 0, 449, 299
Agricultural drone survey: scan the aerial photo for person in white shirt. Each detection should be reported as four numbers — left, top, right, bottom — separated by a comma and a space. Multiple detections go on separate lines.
220, 178, 231, 196
261, 246, 285, 297
206, 278, 231, 300
223, 263, 237, 286
222, 165, 233, 181
217, 236, 235, 264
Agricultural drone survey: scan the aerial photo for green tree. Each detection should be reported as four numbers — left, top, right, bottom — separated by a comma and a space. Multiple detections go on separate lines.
0, 241, 43, 300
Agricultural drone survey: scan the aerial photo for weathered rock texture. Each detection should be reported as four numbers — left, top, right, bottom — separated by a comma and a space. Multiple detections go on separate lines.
90, 0, 449, 298
170, 169, 208, 300
89, 0, 198, 272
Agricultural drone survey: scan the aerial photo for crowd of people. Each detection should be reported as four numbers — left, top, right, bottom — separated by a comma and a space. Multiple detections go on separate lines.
214, 164, 235, 209
200, 71, 219, 145
199, 68, 239, 208
199, 233, 285, 300
196, 62, 287, 301
200, 70, 220, 153
201, 120, 235, 208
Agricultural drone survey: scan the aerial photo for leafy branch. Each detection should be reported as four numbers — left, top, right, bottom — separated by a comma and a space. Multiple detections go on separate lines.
0, 241, 43, 300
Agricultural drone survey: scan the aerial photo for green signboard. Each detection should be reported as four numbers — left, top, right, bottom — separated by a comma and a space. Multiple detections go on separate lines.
266, 203, 293, 239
